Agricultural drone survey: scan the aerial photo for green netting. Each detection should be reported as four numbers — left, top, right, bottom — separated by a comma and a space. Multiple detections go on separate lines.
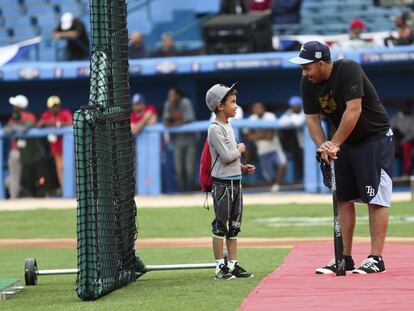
74, 0, 137, 301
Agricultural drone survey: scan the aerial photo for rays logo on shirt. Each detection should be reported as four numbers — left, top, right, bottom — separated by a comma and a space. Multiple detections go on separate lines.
319, 91, 337, 114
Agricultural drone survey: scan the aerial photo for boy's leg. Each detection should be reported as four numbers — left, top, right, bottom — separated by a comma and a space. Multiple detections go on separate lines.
212, 181, 235, 280
226, 183, 253, 278
226, 238, 237, 262
213, 236, 224, 259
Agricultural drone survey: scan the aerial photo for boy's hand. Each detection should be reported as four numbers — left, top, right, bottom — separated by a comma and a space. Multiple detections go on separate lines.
242, 164, 255, 175
237, 143, 246, 154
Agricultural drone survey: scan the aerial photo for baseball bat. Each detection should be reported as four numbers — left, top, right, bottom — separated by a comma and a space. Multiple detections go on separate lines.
330, 160, 346, 276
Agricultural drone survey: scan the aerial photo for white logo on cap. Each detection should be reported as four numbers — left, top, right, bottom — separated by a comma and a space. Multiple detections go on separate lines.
300, 46, 306, 53
315, 51, 322, 59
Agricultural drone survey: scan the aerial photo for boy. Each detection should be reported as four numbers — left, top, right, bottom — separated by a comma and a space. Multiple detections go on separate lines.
206, 83, 256, 280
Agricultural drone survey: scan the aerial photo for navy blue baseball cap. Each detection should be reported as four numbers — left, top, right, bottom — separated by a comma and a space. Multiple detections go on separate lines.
132, 93, 145, 105
289, 41, 331, 65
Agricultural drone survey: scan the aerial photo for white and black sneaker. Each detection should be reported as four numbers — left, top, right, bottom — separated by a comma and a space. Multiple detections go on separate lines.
352, 256, 386, 274
231, 264, 254, 279
315, 257, 355, 275
215, 264, 236, 280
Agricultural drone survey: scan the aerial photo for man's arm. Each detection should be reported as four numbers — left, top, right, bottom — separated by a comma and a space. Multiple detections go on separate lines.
305, 114, 326, 147
53, 30, 80, 40
331, 98, 362, 146
131, 111, 157, 135
318, 98, 362, 162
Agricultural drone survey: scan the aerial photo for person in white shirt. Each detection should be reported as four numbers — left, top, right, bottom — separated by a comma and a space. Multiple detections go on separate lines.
247, 102, 287, 191
279, 95, 306, 182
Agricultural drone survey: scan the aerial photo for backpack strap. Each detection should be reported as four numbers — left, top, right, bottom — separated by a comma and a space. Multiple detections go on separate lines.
203, 122, 225, 210
208, 122, 225, 173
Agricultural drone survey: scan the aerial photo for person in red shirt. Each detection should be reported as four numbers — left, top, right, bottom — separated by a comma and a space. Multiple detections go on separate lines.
38, 96, 73, 189
130, 93, 157, 136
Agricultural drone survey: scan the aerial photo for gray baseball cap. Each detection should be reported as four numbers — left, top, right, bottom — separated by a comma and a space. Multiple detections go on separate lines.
205, 82, 237, 112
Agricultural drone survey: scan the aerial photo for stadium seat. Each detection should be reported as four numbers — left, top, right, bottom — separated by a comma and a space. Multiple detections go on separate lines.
0, 3, 21, 17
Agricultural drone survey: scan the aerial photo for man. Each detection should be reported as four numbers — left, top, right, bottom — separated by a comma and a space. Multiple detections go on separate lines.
130, 93, 157, 136
53, 12, 90, 60
390, 101, 414, 176
4, 95, 47, 198
279, 95, 306, 182
38, 96, 73, 190
3, 95, 30, 198
332, 19, 378, 50
289, 41, 393, 274
384, 12, 414, 47
151, 33, 180, 58
128, 31, 147, 59
162, 87, 197, 192
246, 102, 287, 192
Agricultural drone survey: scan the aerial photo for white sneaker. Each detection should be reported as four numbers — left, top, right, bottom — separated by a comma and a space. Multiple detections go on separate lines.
271, 184, 280, 192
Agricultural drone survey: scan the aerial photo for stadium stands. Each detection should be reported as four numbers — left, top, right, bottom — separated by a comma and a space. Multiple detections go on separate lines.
0, 0, 410, 61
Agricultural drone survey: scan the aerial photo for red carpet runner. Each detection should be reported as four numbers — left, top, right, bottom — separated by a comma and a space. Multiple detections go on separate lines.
239, 243, 414, 311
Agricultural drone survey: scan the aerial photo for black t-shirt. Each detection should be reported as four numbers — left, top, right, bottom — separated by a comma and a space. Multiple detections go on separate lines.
301, 59, 390, 146
56, 19, 90, 60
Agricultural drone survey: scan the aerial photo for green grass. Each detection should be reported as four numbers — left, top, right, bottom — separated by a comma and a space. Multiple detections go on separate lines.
0, 248, 289, 311
0, 202, 413, 239
0, 201, 413, 310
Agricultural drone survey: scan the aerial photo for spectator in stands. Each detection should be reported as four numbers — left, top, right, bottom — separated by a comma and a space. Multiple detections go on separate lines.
220, 0, 250, 14
162, 87, 197, 192
246, 102, 287, 191
391, 101, 414, 176
53, 12, 90, 61
384, 12, 414, 47
279, 95, 305, 182
129, 31, 148, 59
130, 93, 157, 136
38, 96, 73, 191
3, 95, 47, 198
250, 0, 272, 13
151, 32, 180, 57
333, 19, 378, 50
3, 95, 27, 198
271, 0, 302, 24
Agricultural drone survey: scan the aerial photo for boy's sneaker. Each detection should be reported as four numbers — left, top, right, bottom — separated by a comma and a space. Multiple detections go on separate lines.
215, 264, 236, 280
231, 264, 254, 278
315, 257, 355, 274
352, 256, 386, 274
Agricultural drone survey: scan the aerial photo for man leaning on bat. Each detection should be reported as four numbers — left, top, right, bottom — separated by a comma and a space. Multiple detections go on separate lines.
289, 41, 394, 275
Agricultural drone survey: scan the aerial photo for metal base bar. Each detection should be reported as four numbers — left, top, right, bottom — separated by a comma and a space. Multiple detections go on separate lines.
144, 263, 215, 272
37, 269, 79, 276
35, 263, 215, 276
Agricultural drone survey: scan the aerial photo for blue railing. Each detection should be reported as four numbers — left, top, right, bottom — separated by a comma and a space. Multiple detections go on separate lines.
0, 126, 75, 199
0, 120, 327, 199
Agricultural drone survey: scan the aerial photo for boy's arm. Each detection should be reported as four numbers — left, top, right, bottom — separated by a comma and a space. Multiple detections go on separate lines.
241, 164, 255, 175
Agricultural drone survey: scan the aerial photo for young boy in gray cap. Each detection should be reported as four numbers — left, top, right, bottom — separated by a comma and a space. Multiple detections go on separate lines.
206, 83, 256, 280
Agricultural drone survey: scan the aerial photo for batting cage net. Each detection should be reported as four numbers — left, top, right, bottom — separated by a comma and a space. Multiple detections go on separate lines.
74, 0, 137, 300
